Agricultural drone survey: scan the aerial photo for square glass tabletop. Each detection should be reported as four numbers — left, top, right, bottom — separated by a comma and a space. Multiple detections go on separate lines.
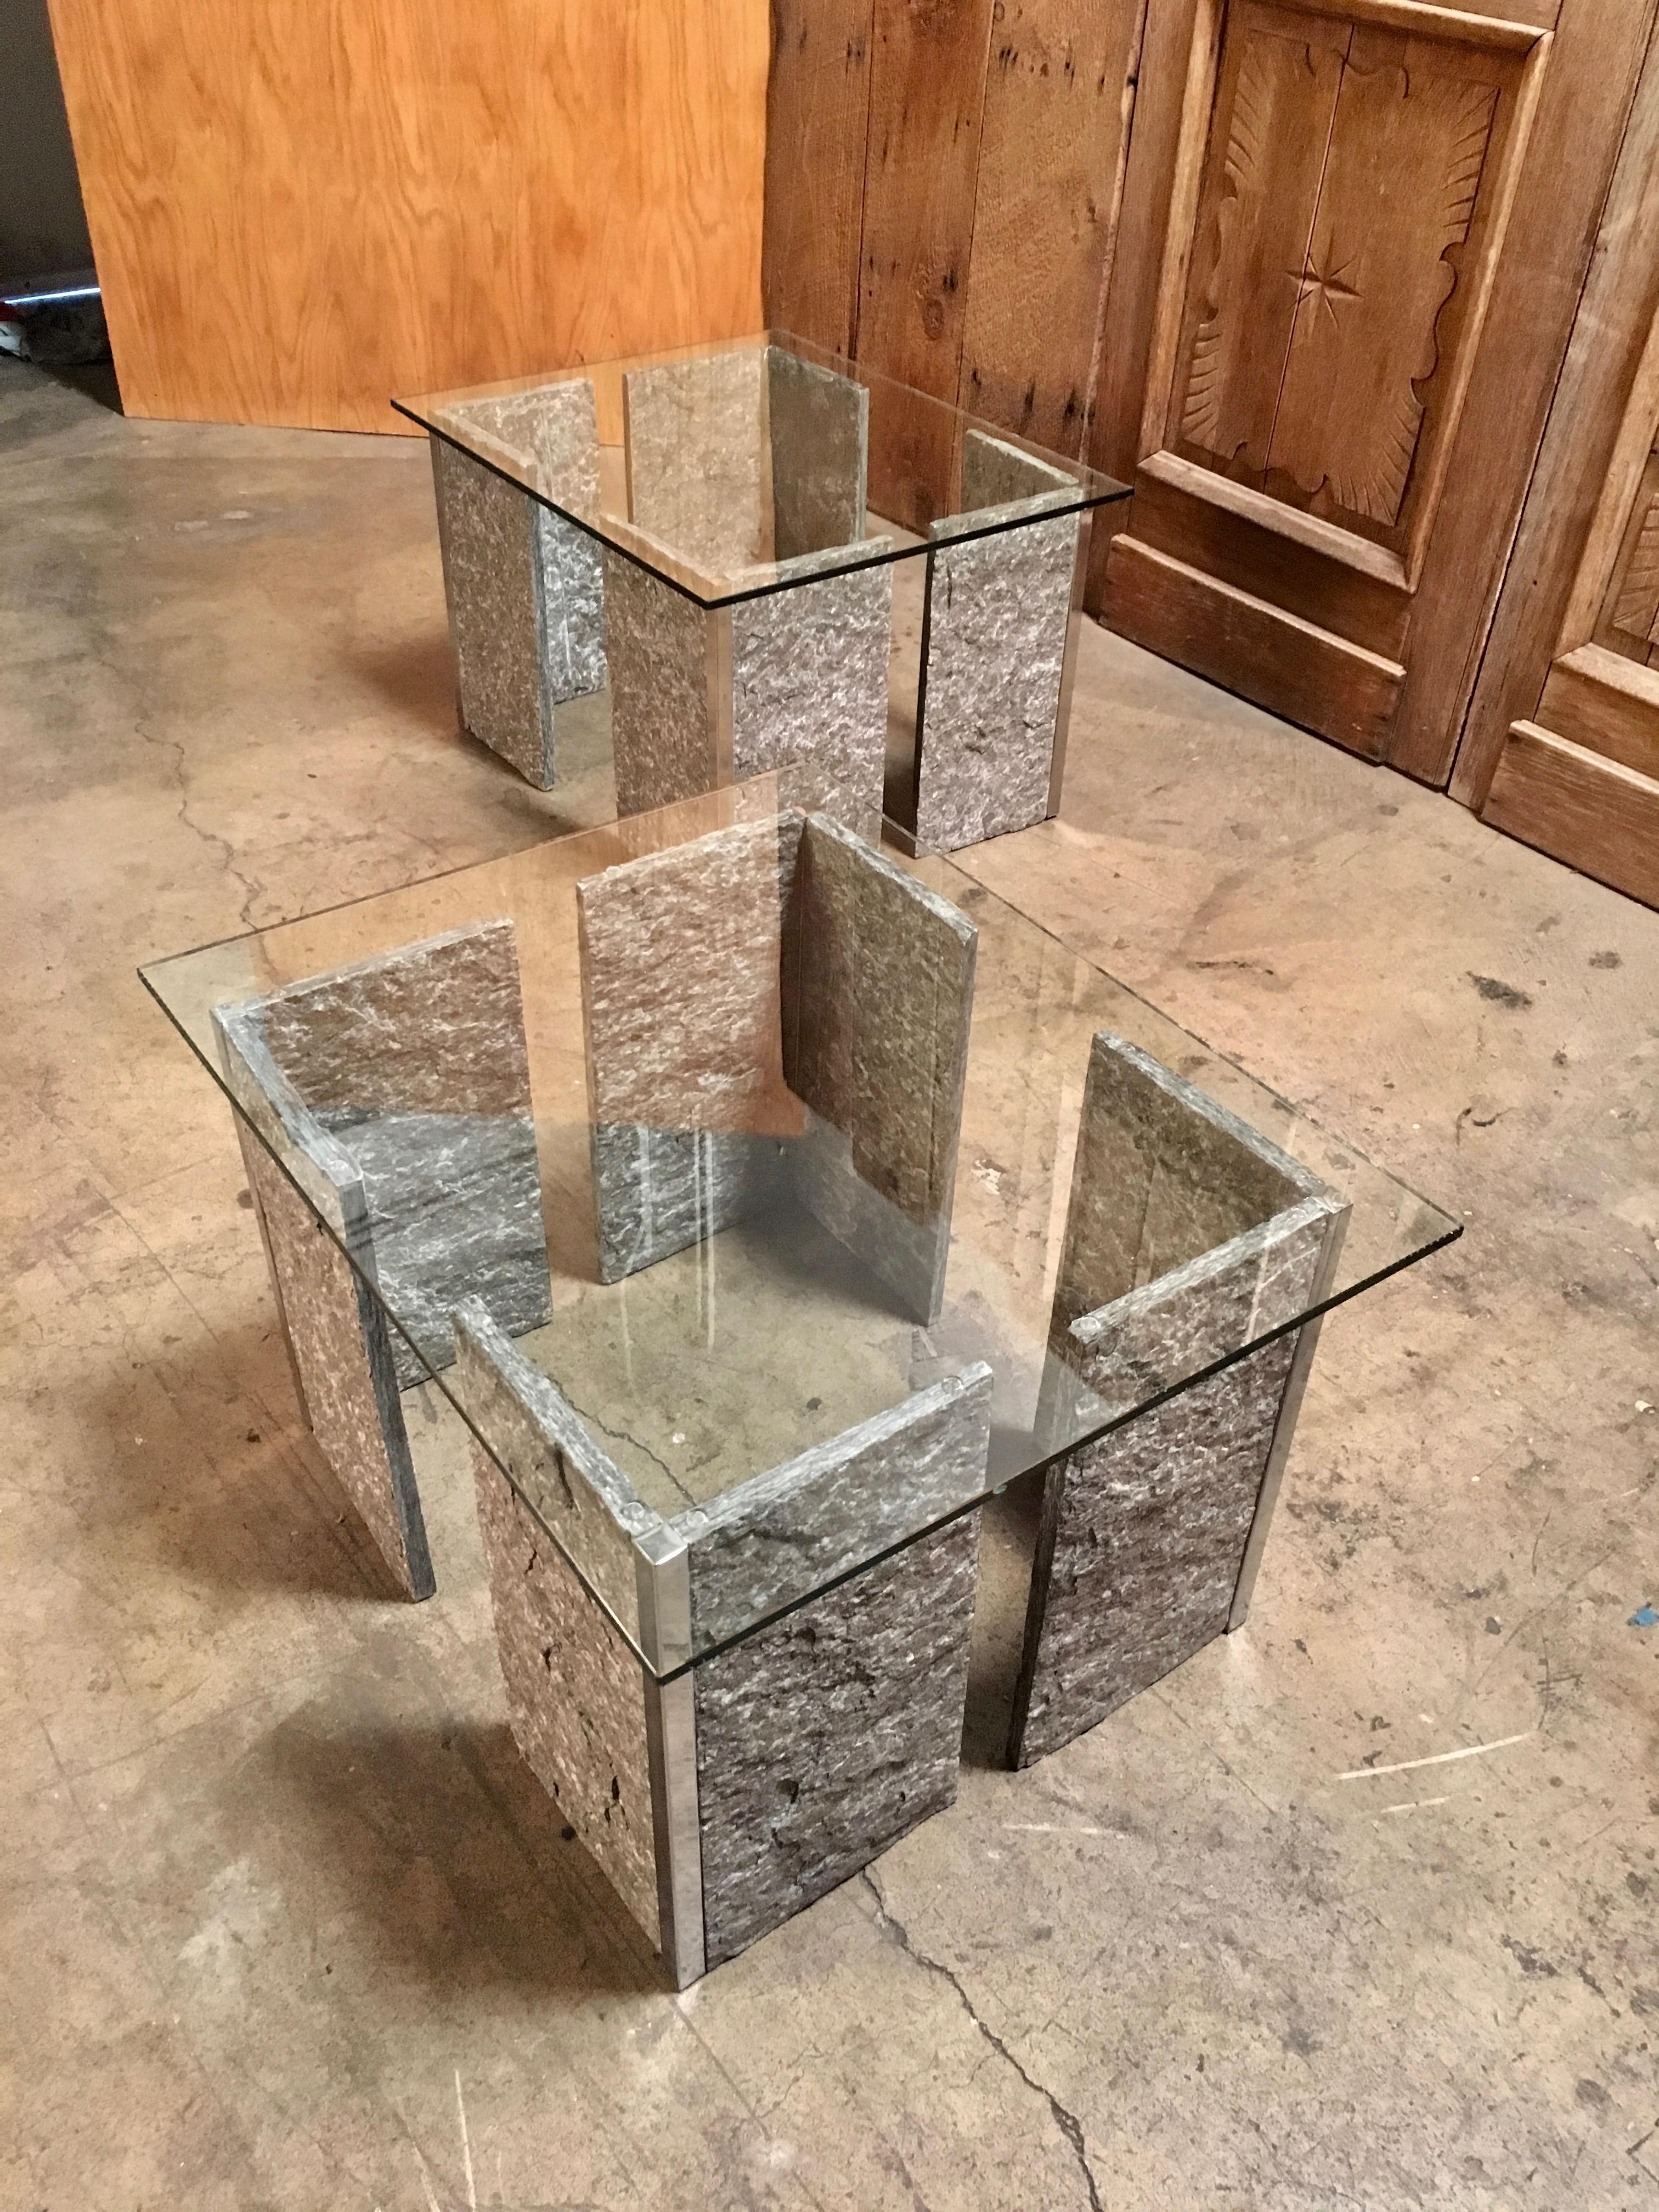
141, 783, 1459, 1677
393, 330, 1131, 607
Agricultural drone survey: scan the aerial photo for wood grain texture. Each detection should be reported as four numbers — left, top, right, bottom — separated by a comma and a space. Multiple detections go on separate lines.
1084, 0, 1209, 605
1482, 721, 1659, 905
49, 0, 770, 432
1104, 533, 1403, 755
1131, 449, 1413, 656
1388, 0, 1659, 780
1166, 4, 1530, 564
956, 0, 1146, 456
1537, 644, 1659, 778
1449, 10, 1659, 805
858, 0, 996, 528
763, 0, 874, 357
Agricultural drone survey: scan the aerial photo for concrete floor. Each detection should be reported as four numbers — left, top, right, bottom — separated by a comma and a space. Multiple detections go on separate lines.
3, 355, 1656, 2211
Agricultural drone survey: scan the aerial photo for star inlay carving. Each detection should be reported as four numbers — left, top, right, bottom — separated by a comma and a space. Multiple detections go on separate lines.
1288, 251, 1361, 325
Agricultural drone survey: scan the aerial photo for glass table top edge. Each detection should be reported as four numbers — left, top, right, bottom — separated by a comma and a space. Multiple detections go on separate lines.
138, 802, 1465, 1684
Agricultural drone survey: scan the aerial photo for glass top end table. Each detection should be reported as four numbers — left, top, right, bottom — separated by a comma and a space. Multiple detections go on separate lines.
394, 328, 1130, 606
143, 780, 1457, 1672
394, 333, 1132, 852
142, 783, 1458, 1984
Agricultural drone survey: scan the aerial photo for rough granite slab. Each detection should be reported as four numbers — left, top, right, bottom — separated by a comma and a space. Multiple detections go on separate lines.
1009, 1327, 1302, 1770
579, 820, 802, 1278
1052, 1031, 1330, 1338
1040, 1197, 1339, 1444
624, 351, 768, 576
332, 1109, 552, 1385
452, 1297, 661, 1644
673, 1363, 992, 1647
430, 437, 551, 785
765, 348, 868, 560
238, 1121, 433, 1600
692, 1512, 980, 1967
913, 431, 1081, 850
233, 921, 552, 1384
433, 379, 607, 707
729, 550, 891, 842
472, 1435, 661, 1949
252, 919, 535, 1121
602, 548, 719, 816
590, 1123, 785, 1286
1012, 1144, 1341, 1767
783, 812, 977, 1322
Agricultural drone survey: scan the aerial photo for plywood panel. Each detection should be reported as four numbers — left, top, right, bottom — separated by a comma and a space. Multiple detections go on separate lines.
48, 0, 770, 432
763, 0, 874, 358
955, 0, 1145, 456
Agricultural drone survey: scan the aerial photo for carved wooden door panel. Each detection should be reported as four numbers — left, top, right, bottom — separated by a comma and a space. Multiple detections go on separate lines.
1093, 0, 1657, 776
1451, 22, 1659, 909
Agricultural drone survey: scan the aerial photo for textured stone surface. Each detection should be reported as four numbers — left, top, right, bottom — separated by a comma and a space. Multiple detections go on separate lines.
472, 1436, 661, 1949
236, 1119, 433, 1600
430, 385, 606, 788
692, 1512, 980, 1968
431, 437, 546, 782
785, 812, 977, 1321
913, 432, 1082, 850
730, 551, 891, 840
623, 350, 768, 577
329, 1109, 550, 1385
1012, 1038, 1345, 1768
765, 348, 868, 560
602, 548, 718, 816
589, 1123, 783, 1287
579, 820, 802, 1280
236, 921, 551, 1385
1009, 1327, 1301, 1770
255, 919, 534, 1120
673, 1363, 991, 1647
1052, 1030, 1327, 1338
452, 1299, 660, 1646
435, 380, 607, 705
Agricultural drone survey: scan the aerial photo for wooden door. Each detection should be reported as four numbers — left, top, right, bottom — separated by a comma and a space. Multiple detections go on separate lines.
1092, 0, 1657, 778
1451, 19, 1659, 907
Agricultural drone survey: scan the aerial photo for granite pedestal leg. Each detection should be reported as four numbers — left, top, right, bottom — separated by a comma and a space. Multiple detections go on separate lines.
911, 430, 1087, 851
602, 549, 892, 836
610, 348, 885, 834
214, 1019, 435, 1600
211, 919, 552, 1595
577, 812, 977, 1323
1008, 1032, 1349, 1767
455, 1300, 992, 1985
428, 378, 605, 788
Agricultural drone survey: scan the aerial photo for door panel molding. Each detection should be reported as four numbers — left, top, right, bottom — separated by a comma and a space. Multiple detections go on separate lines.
1485, 722, 1659, 902
1106, 535, 1404, 753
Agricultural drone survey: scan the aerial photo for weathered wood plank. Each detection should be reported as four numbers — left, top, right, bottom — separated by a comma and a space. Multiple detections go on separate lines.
858, 0, 996, 529
1104, 534, 1402, 758
1536, 642, 1659, 778
763, 0, 876, 358
955, 0, 1146, 458
1389, 0, 1659, 782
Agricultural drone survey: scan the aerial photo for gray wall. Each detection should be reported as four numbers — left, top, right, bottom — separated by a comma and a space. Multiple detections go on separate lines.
1, 0, 93, 280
